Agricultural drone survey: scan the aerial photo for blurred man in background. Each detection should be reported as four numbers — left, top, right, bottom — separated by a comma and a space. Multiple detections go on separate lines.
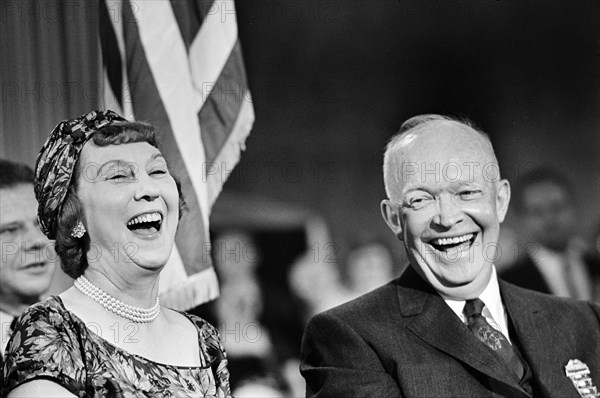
501, 168, 600, 301
0, 159, 56, 362
345, 238, 395, 299
212, 230, 286, 396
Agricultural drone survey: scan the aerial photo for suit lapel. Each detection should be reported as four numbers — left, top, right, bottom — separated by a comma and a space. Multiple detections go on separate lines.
396, 269, 530, 398
501, 282, 579, 398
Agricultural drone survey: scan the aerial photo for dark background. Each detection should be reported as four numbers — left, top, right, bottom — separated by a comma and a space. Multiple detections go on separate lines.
2, 0, 599, 265
232, 0, 600, 262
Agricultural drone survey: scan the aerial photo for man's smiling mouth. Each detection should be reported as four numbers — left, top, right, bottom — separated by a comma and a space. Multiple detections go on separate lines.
429, 233, 477, 253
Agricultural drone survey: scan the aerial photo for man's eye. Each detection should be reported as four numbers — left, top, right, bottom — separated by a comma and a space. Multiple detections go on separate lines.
407, 197, 433, 209
1, 227, 18, 234
459, 190, 482, 199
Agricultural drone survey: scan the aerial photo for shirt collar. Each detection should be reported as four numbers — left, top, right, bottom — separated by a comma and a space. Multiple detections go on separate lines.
442, 266, 510, 339
0, 309, 16, 356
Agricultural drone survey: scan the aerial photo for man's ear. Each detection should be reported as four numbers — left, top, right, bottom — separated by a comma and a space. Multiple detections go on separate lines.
495, 179, 511, 223
381, 199, 404, 240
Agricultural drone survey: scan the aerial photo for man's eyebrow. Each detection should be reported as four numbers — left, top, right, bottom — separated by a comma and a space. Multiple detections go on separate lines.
402, 186, 429, 195
453, 179, 486, 188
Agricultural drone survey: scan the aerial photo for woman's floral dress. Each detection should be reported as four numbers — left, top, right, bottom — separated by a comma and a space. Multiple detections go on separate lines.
1, 296, 231, 397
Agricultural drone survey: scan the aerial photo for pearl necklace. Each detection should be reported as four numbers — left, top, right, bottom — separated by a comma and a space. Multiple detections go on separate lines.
74, 275, 160, 323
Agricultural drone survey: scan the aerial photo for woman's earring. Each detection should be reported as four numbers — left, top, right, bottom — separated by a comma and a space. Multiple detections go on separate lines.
71, 221, 86, 238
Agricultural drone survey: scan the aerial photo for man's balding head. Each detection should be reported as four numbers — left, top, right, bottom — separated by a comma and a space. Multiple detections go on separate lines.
383, 115, 499, 201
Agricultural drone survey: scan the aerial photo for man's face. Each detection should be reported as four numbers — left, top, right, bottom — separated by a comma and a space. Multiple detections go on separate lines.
347, 243, 393, 292
521, 181, 575, 252
0, 184, 56, 305
382, 122, 510, 299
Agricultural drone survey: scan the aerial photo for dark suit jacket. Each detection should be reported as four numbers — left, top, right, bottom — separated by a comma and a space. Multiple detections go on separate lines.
300, 267, 600, 397
500, 253, 600, 296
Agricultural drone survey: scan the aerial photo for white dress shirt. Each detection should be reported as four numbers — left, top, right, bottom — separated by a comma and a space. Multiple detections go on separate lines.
443, 266, 511, 343
530, 244, 592, 301
0, 309, 16, 356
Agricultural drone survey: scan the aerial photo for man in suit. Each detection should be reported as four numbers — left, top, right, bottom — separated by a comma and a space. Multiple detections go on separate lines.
300, 115, 600, 397
500, 168, 600, 301
0, 160, 56, 365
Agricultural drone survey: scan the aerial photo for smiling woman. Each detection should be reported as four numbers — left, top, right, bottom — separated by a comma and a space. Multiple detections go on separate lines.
51, 120, 186, 281
1, 110, 232, 398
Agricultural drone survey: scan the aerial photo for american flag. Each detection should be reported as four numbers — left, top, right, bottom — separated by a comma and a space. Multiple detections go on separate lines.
99, 0, 254, 310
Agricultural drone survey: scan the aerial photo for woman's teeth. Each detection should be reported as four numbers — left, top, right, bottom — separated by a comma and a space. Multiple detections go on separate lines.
127, 212, 162, 227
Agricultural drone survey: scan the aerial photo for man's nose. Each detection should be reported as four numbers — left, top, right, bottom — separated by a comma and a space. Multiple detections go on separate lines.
23, 223, 49, 251
432, 195, 464, 229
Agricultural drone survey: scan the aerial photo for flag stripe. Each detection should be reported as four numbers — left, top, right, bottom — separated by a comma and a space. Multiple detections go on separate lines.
199, 40, 248, 164
189, 0, 238, 113
121, 0, 210, 278
206, 96, 254, 206
104, 0, 133, 119
99, 0, 123, 107
169, 0, 213, 50
102, 69, 123, 116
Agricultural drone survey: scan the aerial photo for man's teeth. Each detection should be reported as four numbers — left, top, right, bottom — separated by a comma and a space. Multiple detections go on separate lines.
432, 233, 474, 246
127, 212, 162, 227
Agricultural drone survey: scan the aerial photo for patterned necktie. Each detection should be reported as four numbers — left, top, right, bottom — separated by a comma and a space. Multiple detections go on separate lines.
464, 299, 525, 380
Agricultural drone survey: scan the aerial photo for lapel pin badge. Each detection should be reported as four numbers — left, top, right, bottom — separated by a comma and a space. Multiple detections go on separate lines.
565, 359, 599, 398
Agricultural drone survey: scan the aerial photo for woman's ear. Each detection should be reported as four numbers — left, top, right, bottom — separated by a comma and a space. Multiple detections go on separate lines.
381, 199, 404, 240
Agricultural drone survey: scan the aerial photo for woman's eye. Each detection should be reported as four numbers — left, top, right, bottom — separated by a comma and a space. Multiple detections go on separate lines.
150, 169, 167, 176
108, 172, 134, 181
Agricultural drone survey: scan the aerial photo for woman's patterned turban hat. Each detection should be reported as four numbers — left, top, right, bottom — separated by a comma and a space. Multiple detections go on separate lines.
34, 110, 127, 239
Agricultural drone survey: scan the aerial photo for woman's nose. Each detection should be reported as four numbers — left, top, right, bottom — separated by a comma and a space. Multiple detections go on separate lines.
134, 173, 160, 202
